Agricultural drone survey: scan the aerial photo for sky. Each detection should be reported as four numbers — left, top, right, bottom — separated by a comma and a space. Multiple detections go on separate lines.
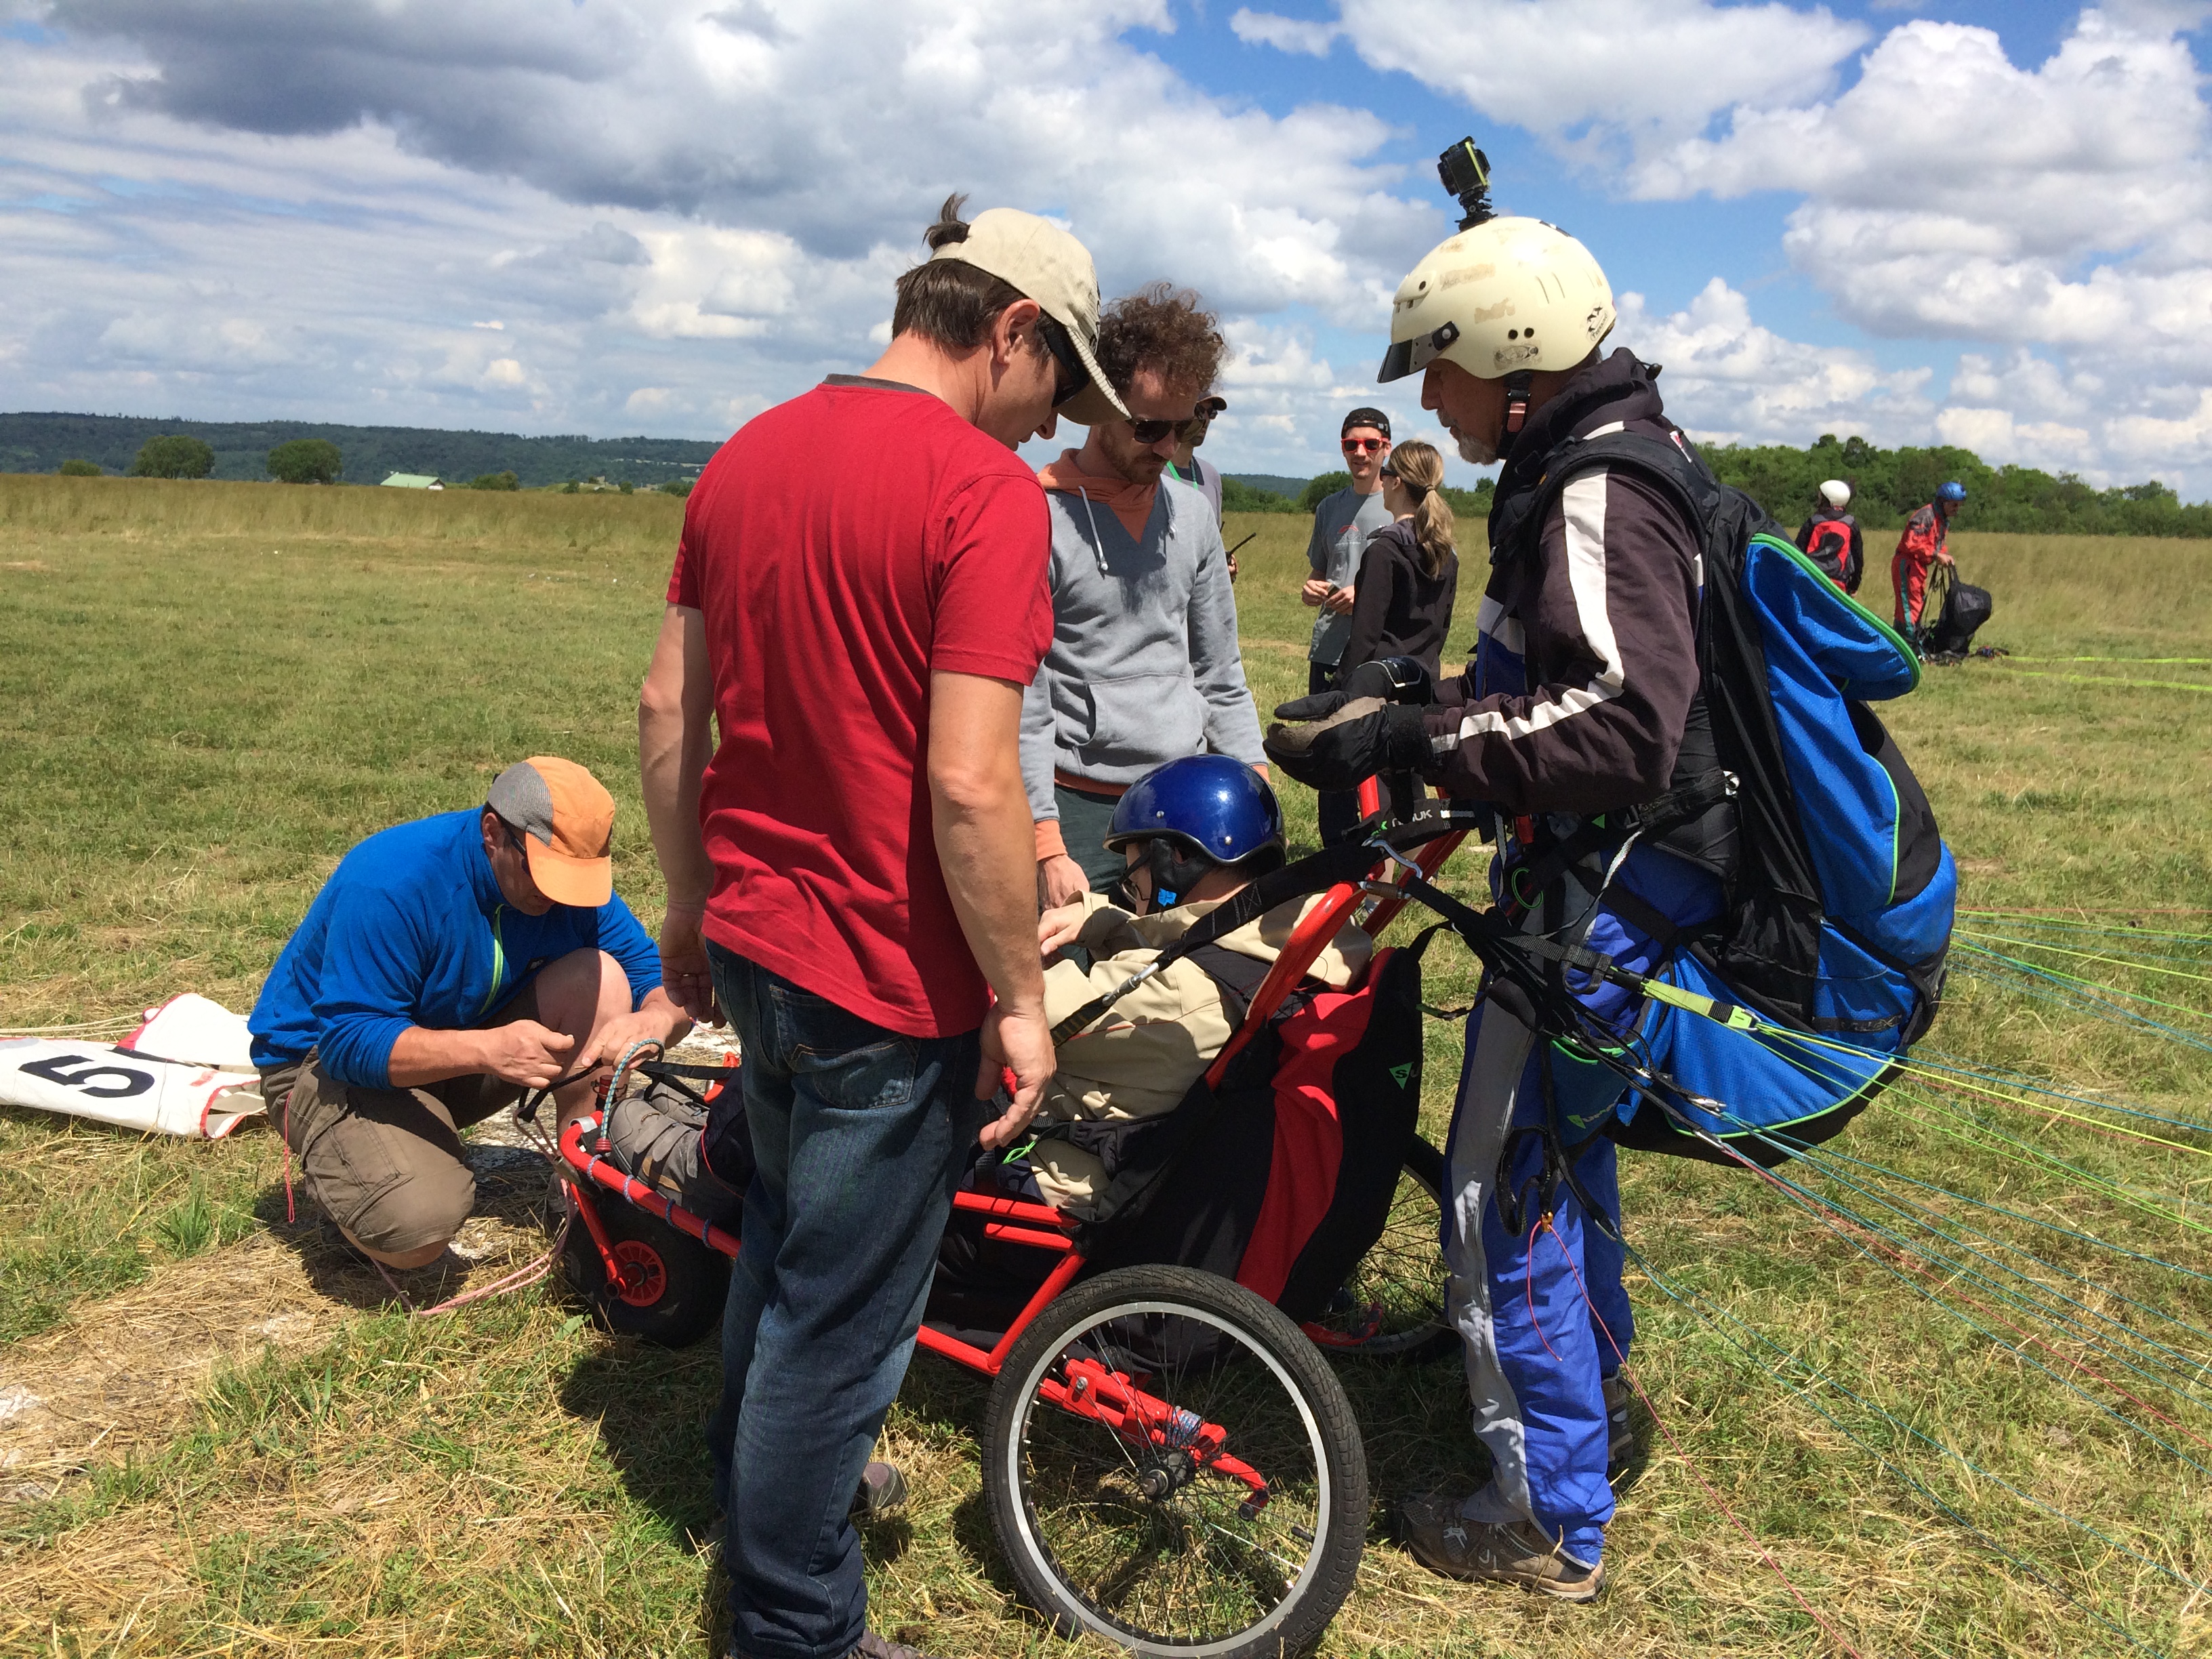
4, 0, 2210, 494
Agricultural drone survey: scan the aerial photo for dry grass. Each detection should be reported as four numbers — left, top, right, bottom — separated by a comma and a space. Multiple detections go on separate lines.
1, 477, 2210, 1656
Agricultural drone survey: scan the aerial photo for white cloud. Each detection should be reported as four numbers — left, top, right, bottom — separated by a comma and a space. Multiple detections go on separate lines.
4, 0, 1449, 459
39, 0, 1433, 317
1612, 278, 1934, 447
1248, 0, 1866, 157
1228, 8, 1340, 56
1238, 0, 2212, 491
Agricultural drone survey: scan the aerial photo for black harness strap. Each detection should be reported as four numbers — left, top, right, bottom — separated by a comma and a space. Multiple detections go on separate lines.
1049, 840, 1382, 1044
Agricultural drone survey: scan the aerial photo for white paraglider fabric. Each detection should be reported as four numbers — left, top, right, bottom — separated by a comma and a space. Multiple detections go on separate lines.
0, 995, 264, 1139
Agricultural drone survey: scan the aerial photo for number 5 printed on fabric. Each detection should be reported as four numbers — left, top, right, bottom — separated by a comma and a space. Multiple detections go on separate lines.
17, 1053, 157, 1099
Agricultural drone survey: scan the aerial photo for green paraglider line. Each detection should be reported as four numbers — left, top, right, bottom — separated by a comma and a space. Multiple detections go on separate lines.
1636, 1063, 2212, 1473
1624, 1242, 2198, 1658
1956, 928, 2212, 989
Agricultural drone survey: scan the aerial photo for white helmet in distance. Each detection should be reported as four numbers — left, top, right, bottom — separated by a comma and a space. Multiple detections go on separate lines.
1378, 216, 1616, 386
1819, 479, 1851, 508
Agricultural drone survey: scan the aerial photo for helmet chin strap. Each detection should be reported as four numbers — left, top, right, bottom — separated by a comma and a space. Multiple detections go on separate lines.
1502, 370, 1535, 438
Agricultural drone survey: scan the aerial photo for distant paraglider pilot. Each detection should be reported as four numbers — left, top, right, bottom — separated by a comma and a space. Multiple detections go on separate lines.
1893, 480, 1963, 643
1796, 478, 1864, 595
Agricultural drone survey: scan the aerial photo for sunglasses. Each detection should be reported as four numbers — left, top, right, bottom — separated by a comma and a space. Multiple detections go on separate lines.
1036, 315, 1090, 407
1342, 436, 1387, 453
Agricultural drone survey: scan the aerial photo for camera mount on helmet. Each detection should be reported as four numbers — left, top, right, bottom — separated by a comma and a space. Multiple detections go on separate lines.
1437, 138, 1494, 231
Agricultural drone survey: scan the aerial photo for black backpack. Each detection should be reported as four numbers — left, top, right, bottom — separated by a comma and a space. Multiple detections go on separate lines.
1924, 571, 1994, 658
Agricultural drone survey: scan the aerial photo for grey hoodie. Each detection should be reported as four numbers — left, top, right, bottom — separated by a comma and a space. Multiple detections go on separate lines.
1022, 474, 1265, 824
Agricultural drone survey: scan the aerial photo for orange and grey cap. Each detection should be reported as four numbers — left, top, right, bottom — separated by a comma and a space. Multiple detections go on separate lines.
487, 757, 615, 908
928, 207, 1130, 426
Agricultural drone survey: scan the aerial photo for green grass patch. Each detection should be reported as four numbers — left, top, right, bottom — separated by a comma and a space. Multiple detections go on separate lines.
1, 476, 2210, 1655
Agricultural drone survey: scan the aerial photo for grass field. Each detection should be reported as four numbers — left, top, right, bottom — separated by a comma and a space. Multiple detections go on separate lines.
3, 472, 2211, 1657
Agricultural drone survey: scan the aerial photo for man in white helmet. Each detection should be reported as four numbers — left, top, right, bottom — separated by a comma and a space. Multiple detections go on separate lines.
1268, 213, 1734, 1601
1797, 478, 1864, 594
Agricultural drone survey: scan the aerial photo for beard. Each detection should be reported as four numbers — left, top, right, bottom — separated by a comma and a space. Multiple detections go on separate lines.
1454, 428, 1498, 468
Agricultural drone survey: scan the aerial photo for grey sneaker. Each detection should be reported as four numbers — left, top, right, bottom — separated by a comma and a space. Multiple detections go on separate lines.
852, 1459, 907, 1517
850, 1633, 938, 1659
1399, 1492, 1604, 1601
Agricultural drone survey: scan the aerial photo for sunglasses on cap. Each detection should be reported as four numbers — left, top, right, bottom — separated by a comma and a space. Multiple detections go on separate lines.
1342, 436, 1386, 453
1036, 315, 1090, 408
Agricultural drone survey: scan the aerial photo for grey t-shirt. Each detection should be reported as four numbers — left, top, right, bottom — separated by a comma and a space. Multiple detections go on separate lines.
1167, 456, 1223, 525
1305, 485, 1395, 665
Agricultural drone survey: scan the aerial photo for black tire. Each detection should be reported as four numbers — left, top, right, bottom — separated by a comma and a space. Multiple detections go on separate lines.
982, 1265, 1367, 1659
1305, 1136, 1455, 1362
554, 1183, 729, 1349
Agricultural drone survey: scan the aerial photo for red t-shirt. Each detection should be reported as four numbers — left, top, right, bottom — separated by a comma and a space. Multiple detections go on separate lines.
668, 377, 1052, 1037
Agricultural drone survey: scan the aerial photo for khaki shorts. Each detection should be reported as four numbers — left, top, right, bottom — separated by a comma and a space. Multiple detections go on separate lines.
261, 986, 537, 1255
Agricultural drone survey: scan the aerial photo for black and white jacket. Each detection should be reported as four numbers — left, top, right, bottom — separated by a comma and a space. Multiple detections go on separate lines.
1418, 350, 1704, 817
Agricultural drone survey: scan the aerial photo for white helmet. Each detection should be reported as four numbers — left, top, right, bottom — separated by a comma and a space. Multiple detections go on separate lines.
1819, 479, 1851, 509
1378, 216, 1616, 386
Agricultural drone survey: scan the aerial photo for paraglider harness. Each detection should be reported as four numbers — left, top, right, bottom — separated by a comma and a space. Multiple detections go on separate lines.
1413, 423, 1954, 1192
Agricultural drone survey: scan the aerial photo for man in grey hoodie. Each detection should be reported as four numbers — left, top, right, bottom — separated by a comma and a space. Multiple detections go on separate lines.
1027, 285, 1267, 907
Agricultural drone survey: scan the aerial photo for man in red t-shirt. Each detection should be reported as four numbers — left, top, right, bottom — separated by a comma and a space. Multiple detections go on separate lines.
636, 194, 1122, 1659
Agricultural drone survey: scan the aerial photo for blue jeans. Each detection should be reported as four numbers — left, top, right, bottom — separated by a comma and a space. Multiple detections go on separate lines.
704, 945, 986, 1659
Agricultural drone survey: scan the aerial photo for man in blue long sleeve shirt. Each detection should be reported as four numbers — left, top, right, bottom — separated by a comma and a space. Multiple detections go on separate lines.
250, 757, 689, 1269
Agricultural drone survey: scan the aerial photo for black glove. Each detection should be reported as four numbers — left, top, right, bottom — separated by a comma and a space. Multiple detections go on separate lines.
1263, 696, 1433, 792
1274, 657, 1433, 723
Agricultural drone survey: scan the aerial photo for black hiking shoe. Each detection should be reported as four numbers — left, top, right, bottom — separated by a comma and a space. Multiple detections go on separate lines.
1603, 1372, 1646, 1487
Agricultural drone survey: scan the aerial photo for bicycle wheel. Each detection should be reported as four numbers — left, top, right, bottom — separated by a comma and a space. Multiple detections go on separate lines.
983, 1265, 1366, 1659
1304, 1136, 1455, 1361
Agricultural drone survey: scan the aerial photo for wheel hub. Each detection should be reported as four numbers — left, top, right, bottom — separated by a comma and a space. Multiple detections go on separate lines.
609, 1239, 667, 1307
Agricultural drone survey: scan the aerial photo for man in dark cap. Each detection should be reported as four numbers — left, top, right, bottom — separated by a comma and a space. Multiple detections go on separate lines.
1299, 407, 1395, 842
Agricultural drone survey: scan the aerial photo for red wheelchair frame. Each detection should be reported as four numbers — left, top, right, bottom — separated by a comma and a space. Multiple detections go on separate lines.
554, 791, 1467, 1383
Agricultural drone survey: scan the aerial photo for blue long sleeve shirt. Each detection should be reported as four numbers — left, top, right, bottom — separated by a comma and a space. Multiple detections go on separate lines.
248, 808, 663, 1086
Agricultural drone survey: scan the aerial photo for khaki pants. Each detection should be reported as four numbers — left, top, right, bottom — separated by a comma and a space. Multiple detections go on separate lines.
260, 986, 537, 1255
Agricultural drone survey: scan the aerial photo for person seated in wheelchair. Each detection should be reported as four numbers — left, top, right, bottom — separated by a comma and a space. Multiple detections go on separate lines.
597, 754, 1373, 1231
1003, 753, 1373, 1219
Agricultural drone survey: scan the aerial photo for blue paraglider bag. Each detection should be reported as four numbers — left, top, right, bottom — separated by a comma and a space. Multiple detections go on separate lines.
1507, 430, 1956, 1165
1626, 530, 1955, 1160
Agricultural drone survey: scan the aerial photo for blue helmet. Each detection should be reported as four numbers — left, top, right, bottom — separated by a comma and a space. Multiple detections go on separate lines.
1105, 756, 1284, 907
1936, 480, 1967, 504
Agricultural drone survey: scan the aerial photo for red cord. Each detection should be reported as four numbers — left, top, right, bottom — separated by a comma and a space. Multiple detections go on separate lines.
1528, 1215, 1868, 1659
282, 1090, 295, 1225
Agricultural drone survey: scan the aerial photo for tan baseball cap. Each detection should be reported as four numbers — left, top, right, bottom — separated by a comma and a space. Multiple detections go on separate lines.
929, 208, 1130, 426
487, 756, 615, 908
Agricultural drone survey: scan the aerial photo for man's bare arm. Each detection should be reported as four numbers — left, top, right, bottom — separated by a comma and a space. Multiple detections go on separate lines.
638, 602, 721, 1021
929, 670, 1055, 1147
389, 1023, 575, 1089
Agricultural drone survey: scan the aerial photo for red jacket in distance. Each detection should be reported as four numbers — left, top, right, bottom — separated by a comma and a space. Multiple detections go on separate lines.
1795, 508, 1863, 595
1891, 503, 1949, 631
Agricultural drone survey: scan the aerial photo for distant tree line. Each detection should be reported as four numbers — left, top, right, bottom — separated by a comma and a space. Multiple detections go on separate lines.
1223, 470, 1496, 519
1225, 434, 2209, 537
1701, 433, 2209, 537
3, 412, 716, 489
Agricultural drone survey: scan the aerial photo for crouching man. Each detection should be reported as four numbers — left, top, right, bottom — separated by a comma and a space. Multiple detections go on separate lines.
249, 757, 690, 1269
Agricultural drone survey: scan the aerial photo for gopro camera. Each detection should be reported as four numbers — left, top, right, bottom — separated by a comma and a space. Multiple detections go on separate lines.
1437, 138, 1494, 230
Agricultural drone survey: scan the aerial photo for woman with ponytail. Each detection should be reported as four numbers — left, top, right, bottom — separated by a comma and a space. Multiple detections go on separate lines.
1337, 437, 1460, 686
